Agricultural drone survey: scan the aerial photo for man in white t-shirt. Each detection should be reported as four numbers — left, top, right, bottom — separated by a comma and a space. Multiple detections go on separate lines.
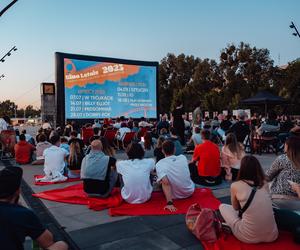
116, 123, 131, 141
39, 135, 68, 182
116, 142, 155, 204
156, 140, 195, 212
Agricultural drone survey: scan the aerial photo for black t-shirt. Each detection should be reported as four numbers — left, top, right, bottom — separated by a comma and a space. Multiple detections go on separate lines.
172, 107, 185, 129
227, 121, 250, 143
0, 202, 45, 250
220, 120, 232, 132
83, 157, 116, 195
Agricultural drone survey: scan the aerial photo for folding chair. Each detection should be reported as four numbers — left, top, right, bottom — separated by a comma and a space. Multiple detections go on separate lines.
0, 130, 16, 160
119, 132, 136, 149
104, 129, 117, 146
81, 127, 94, 145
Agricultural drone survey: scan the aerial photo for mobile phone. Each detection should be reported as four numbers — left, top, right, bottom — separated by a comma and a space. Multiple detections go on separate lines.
141, 137, 145, 142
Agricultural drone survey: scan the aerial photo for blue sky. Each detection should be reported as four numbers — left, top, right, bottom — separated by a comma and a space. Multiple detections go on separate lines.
0, 0, 299, 108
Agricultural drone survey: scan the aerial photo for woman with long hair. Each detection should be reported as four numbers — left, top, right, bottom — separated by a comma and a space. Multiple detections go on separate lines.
100, 137, 115, 157
219, 155, 278, 243
221, 133, 245, 181
266, 136, 300, 210
67, 141, 84, 178
154, 136, 165, 163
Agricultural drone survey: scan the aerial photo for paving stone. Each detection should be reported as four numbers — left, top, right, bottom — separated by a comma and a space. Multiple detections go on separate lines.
158, 223, 200, 248
139, 214, 185, 230
85, 231, 181, 250
69, 217, 153, 249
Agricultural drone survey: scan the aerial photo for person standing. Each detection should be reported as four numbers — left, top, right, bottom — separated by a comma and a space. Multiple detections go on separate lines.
192, 102, 202, 132
172, 100, 185, 145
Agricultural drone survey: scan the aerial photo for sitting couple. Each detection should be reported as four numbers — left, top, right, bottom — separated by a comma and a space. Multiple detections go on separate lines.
80, 139, 194, 212
37, 135, 83, 182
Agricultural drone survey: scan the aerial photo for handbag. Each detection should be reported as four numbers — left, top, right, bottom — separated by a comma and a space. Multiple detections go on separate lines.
185, 203, 222, 243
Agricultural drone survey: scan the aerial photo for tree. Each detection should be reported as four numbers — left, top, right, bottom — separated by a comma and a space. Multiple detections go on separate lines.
0, 100, 17, 118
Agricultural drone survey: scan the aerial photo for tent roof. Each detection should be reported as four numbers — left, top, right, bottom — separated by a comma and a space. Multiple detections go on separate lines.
241, 91, 287, 105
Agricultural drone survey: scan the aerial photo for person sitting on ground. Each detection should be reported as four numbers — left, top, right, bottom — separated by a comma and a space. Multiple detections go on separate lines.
21, 129, 35, 145
0, 167, 68, 250
35, 128, 44, 143
189, 130, 221, 186
221, 133, 245, 181
211, 116, 220, 129
140, 132, 154, 158
156, 115, 170, 134
202, 116, 211, 130
40, 135, 68, 182
226, 110, 250, 143
154, 136, 166, 163
116, 142, 155, 204
266, 136, 300, 210
33, 133, 51, 165
60, 137, 70, 153
138, 117, 153, 128
187, 127, 202, 150
14, 134, 35, 164
113, 117, 122, 129
156, 140, 195, 212
160, 127, 170, 138
219, 155, 278, 244
90, 127, 101, 142
257, 112, 280, 136
68, 130, 85, 155
81, 140, 118, 197
115, 123, 131, 142
131, 121, 139, 133
167, 127, 183, 156
100, 137, 116, 157
42, 120, 51, 130
67, 140, 84, 178
93, 119, 101, 128
220, 115, 232, 133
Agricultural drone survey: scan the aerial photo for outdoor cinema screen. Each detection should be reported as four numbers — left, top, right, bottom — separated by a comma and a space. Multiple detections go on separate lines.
57, 53, 158, 121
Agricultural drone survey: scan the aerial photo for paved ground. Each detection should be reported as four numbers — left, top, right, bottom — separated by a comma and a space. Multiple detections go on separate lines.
1, 152, 278, 250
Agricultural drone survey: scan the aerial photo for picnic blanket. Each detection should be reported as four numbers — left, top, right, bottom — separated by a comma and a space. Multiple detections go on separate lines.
202, 231, 299, 250
32, 183, 122, 210
34, 175, 81, 186
109, 188, 220, 216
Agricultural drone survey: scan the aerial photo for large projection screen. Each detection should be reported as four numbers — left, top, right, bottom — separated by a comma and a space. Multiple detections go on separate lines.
55, 52, 158, 125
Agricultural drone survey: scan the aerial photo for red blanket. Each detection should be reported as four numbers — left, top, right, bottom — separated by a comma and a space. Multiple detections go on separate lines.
34, 175, 81, 186
202, 231, 299, 250
109, 188, 220, 216
32, 183, 122, 209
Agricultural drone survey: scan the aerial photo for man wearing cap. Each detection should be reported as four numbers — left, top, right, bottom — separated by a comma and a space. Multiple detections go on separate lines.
0, 167, 67, 250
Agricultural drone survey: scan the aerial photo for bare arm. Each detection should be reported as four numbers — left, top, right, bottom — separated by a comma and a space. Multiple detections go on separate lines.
36, 229, 55, 249
161, 176, 177, 212
230, 184, 240, 211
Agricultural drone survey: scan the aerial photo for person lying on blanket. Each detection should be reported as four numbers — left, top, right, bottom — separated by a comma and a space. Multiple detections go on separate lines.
156, 140, 195, 212
0, 167, 68, 250
37, 135, 69, 183
81, 139, 118, 197
116, 142, 155, 204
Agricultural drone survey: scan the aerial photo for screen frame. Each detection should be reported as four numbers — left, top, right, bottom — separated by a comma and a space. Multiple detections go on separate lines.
55, 52, 159, 126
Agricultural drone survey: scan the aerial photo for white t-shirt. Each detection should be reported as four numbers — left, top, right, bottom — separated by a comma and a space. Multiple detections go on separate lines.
116, 127, 131, 140
116, 158, 155, 204
156, 154, 195, 199
43, 145, 68, 179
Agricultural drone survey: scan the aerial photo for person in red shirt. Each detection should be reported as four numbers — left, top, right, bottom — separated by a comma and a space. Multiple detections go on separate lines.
14, 134, 35, 164
189, 129, 222, 186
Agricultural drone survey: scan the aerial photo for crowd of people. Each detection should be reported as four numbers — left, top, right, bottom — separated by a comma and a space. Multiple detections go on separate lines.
1, 107, 300, 249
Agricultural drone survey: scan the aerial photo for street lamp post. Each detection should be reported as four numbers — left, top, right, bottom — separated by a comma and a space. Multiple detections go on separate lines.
290, 21, 300, 39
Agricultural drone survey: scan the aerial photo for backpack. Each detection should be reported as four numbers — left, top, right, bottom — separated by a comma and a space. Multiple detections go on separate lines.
185, 203, 222, 243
